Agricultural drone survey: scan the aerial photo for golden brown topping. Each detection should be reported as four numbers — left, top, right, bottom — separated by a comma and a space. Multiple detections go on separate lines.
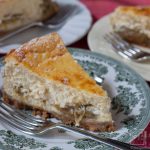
118, 6, 150, 16
5, 32, 106, 96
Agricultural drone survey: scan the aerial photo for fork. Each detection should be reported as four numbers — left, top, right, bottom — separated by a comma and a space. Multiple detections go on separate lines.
0, 100, 148, 150
0, 4, 81, 43
104, 32, 150, 63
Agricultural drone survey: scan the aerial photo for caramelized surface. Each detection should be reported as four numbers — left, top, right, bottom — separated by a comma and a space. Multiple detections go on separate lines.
118, 6, 150, 16
5, 33, 106, 96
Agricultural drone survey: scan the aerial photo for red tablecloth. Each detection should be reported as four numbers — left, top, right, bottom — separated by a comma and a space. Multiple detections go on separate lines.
70, 0, 150, 148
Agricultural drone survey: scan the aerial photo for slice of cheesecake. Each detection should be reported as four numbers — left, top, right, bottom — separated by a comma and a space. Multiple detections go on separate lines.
2, 33, 115, 132
110, 6, 150, 47
0, 0, 58, 34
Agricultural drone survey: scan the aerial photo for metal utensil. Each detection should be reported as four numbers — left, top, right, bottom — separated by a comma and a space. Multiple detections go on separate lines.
0, 4, 81, 44
0, 98, 147, 150
92, 73, 104, 85
104, 32, 150, 63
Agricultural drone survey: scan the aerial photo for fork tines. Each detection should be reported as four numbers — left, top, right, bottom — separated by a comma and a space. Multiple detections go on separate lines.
0, 99, 46, 134
104, 32, 150, 62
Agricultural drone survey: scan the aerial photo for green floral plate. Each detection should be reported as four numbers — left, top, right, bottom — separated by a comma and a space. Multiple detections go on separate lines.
0, 48, 150, 150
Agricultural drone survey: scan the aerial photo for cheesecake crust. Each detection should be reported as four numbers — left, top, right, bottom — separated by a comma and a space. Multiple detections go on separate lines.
3, 94, 115, 132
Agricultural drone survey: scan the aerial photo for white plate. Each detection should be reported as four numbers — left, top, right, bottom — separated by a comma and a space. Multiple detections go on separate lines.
0, 0, 92, 53
87, 14, 150, 81
0, 48, 150, 150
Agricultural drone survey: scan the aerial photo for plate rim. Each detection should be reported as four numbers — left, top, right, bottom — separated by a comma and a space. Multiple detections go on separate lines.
56, 0, 93, 46
68, 47, 150, 142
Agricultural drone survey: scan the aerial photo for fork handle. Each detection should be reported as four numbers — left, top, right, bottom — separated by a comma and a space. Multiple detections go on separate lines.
57, 124, 148, 150
0, 22, 42, 43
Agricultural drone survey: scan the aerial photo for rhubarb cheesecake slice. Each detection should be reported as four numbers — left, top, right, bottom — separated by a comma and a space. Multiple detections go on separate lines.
2, 33, 115, 132
110, 6, 150, 47
0, 0, 58, 33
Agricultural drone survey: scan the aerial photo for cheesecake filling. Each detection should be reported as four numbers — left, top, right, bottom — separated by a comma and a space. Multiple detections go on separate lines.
0, 13, 23, 23
2, 61, 113, 130
74, 106, 86, 126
